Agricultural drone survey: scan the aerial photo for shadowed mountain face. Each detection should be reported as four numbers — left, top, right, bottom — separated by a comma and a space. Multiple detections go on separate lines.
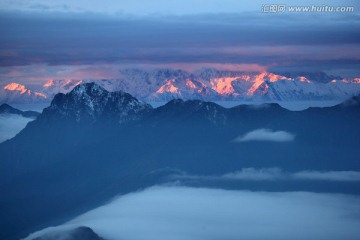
42, 82, 152, 124
1, 83, 360, 240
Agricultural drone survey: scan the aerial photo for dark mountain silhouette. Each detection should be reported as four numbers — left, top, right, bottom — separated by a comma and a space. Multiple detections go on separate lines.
0, 103, 40, 118
32, 226, 105, 240
1, 83, 360, 240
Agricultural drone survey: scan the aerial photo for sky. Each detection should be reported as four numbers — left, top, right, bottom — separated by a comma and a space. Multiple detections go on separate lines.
0, 0, 360, 85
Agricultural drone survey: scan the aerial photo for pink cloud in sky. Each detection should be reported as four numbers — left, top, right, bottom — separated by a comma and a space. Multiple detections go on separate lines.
72, 66, 122, 79
0, 52, 18, 57
0, 63, 269, 86
154, 63, 268, 72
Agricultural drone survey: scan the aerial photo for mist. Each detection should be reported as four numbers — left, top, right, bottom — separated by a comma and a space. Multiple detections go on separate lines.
235, 129, 295, 142
25, 186, 360, 240
172, 168, 360, 182
0, 114, 32, 143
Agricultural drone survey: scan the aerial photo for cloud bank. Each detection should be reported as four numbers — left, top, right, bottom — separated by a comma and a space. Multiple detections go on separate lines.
293, 170, 360, 181
222, 167, 284, 180
235, 129, 295, 142
0, 114, 32, 143
25, 186, 360, 240
172, 168, 360, 182
1, 8, 360, 78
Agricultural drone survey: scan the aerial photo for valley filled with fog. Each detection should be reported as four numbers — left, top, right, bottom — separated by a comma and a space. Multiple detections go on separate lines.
0, 114, 33, 143
25, 186, 360, 240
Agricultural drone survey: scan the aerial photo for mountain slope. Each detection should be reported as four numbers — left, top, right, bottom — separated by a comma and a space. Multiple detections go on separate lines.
0, 83, 360, 240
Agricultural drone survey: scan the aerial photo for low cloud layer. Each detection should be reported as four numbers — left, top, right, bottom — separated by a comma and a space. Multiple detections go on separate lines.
0, 114, 32, 143
173, 168, 360, 182
25, 186, 360, 240
223, 167, 284, 180
235, 129, 295, 142
293, 170, 360, 181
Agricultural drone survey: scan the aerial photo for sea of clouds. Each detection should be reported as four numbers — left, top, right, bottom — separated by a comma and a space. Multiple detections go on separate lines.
0, 114, 33, 143
25, 186, 360, 240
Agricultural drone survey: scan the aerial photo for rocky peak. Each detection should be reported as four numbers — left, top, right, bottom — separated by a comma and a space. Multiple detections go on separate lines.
41, 82, 152, 124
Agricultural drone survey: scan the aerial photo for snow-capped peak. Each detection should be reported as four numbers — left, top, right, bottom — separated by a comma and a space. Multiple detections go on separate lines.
1, 82, 47, 103
42, 79, 83, 97
210, 77, 238, 96
155, 79, 180, 94
1, 69, 360, 105
4, 83, 28, 94
43, 80, 54, 88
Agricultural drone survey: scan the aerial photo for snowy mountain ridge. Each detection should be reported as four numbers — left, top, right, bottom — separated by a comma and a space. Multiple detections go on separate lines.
1, 69, 360, 104
0, 83, 47, 103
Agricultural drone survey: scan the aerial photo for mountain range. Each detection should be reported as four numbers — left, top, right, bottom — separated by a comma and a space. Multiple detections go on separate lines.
1, 82, 360, 240
1, 69, 360, 104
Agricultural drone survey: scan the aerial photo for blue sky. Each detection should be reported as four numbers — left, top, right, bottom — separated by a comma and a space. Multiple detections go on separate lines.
0, 0, 359, 84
